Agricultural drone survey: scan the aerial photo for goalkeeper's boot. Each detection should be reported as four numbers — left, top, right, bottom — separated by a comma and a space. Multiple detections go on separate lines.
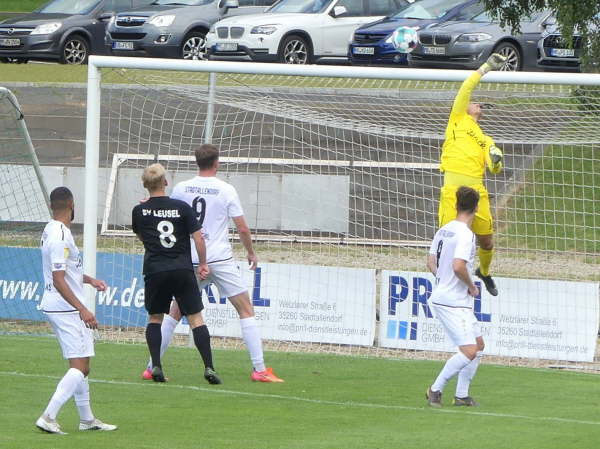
79, 418, 118, 431
142, 368, 153, 380
453, 396, 479, 407
475, 268, 498, 296
204, 367, 222, 385
251, 367, 285, 383
151, 366, 167, 383
426, 387, 442, 408
36, 415, 67, 435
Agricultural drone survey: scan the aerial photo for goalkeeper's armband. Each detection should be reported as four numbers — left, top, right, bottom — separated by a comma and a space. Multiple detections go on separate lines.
488, 145, 503, 174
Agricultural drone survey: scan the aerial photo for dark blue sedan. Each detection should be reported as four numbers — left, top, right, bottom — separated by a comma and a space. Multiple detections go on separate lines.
348, 0, 483, 65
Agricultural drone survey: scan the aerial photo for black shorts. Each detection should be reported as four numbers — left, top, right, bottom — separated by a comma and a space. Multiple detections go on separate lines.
144, 269, 203, 316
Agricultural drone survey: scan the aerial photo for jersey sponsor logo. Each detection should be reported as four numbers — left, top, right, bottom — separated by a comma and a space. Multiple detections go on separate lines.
184, 186, 219, 195
466, 129, 487, 149
141, 209, 181, 218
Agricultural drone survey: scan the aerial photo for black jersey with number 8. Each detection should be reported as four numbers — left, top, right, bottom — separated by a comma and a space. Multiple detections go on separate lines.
131, 196, 201, 275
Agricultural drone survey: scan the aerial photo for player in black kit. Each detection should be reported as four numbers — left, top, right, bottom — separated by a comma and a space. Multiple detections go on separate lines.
132, 163, 221, 384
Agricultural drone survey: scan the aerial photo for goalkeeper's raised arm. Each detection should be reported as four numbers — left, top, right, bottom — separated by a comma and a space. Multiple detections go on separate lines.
437, 53, 507, 297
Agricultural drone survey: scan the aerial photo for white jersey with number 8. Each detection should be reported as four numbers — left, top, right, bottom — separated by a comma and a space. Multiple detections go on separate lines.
428, 220, 476, 308
171, 176, 244, 264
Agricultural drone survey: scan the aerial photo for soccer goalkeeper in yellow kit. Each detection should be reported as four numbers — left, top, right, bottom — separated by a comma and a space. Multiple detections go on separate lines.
438, 53, 506, 297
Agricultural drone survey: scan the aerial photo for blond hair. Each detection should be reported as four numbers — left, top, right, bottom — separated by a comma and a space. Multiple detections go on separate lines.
142, 163, 166, 192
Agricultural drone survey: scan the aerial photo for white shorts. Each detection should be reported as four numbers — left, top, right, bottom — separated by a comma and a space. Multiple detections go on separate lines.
195, 259, 247, 299
46, 311, 95, 359
431, 304, 482, 347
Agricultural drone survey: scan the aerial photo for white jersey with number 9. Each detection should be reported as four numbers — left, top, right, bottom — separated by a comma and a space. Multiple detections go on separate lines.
171, 176, 244, 264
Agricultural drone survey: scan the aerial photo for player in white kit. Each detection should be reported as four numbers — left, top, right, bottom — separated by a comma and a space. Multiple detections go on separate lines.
36, 187, 117, 434
141, 144, 283, 383
426, 186, 484, 407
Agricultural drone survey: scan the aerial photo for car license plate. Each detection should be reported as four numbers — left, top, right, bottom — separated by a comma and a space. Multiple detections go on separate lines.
423, 46, 445, 55
353, 46, 374, 55
0, 38, 20, 47
216, 42, 237, 51
550, 48, 575, 57
112, 41, 134, 50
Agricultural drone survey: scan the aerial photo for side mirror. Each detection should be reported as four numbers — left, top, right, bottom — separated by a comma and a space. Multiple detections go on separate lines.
331, 5, 347, 18
543, 16, 557, 28
220, 0, 239, 11
98, 12, 114, 21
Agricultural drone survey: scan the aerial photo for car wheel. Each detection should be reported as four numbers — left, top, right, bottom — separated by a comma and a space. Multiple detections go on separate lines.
493, 42, 521, 71
279, 35, 311, 64
60, 36, 89, 65
182, 32, 207, 60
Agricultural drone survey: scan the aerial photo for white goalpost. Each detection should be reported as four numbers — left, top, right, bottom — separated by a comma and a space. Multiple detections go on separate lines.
78, 56, 600, 367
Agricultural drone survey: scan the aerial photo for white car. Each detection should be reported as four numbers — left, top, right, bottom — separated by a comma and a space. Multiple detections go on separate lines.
206, 0, 409, 64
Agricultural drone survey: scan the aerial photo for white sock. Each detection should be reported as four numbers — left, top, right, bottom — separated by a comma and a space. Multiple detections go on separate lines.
43, 368, 84, 420
74, 376, 94, 422
240, 317, 266, 372
456, 351, 483, 398
146, 314, 179, 370
431, 352, 471, 393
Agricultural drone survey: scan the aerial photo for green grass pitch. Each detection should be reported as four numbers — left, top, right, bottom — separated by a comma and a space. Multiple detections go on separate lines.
1, 335, 599, 449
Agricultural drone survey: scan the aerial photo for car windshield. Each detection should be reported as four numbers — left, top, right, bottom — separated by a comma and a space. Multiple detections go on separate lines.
471, 9, 544, 23
151, 0, 212, 5
266, 0, 333, 14
391, 0, 465, 20
36, 0, 100, 14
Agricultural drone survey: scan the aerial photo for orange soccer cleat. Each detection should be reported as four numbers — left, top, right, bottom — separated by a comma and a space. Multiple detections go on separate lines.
251, 367, 284, 383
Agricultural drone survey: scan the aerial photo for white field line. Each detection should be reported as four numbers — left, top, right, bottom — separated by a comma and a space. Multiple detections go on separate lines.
1, 370, 599, 427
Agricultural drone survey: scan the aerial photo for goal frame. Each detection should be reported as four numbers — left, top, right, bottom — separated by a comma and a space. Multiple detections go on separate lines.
0, 86, 51, 214
84, 55, 600, 311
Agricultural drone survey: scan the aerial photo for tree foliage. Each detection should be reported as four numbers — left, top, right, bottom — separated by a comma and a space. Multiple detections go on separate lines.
482, 0, 600, 72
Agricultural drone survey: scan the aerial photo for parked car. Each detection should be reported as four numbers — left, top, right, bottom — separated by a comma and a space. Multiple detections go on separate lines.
0, 0, 154, 64
408, 9, 554, 71
349, 0, 483, 66
206, 0, 409, 64
106, 0, 273, 60
537, 19, 582, 72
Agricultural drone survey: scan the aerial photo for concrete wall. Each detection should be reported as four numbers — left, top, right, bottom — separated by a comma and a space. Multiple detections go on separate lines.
1, 164, 350, 234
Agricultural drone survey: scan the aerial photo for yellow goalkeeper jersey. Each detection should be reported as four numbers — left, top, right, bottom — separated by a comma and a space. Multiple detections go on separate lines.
440, 71, 496, 180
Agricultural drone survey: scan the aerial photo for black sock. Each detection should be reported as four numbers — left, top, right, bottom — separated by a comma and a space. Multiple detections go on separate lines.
192, 325, 214, 370
146, 322, 162, 369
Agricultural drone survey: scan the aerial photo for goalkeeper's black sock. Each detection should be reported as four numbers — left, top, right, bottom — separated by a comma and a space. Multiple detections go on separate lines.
145, 322, 162, 369
192, 325, 214, 370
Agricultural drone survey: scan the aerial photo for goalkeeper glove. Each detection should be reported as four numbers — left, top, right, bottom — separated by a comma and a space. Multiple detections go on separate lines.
479, 53, 507, 74
489, 145, 503, 174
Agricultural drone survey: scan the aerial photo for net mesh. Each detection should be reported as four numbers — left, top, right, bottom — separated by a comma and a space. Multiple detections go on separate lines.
1, 68, 599, 370
0, 87, 51, 335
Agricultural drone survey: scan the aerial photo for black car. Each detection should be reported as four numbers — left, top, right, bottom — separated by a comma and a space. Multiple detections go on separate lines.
0, 0, 153, 64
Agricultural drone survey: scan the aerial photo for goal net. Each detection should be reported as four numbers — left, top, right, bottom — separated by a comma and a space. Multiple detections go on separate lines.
0, 87, 51, 334
5, 58, 600, 370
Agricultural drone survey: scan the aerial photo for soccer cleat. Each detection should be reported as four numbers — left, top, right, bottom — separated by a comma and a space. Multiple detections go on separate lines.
475, 268, 498, 296
426, 387, 442, 408
204, 367, 222, 385
142, 368, 153, 380
36, 415, 67, 435
79, 418, 118, 431
453, 396, 479, 407
251, 367, 285, 383
151, 366, 167, 383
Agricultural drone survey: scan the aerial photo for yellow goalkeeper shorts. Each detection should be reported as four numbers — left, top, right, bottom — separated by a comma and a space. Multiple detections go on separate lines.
438, 184, 493, 235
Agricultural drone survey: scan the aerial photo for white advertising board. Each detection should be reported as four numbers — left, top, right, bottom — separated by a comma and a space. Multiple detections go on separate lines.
379, 271, 599, 362
178, 262, 376, 346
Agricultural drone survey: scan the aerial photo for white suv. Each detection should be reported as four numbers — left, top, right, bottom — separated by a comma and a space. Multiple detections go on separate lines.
206, 0, 408, 64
